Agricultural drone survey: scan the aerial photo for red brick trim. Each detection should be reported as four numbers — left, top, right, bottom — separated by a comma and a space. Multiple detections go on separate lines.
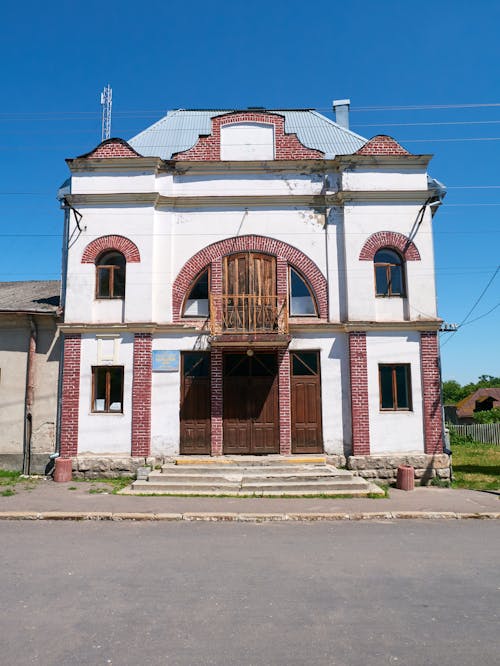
349, 332, 370, 455
81, 235, 141, 264
60, 334, 81, 458
77, 138, 143, 159
356, 135, 410, 156
359, 231, 421, 261
420, 331, 444, 455
278, 349, 291, 454
210, 348, 223, 455
131, 333, 152, 457
173, 235, 328, 321
173, 111, 324, 160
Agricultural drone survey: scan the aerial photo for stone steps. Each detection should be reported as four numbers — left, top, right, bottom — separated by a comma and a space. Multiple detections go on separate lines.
128, 458, 384, 496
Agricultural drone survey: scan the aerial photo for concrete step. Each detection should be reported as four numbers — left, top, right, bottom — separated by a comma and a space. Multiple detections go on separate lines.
159, 464, 351, 477
152, 471, 355, 484
241, 480, 370, 492
173, 456, 327, 467
127, 480, 384, 497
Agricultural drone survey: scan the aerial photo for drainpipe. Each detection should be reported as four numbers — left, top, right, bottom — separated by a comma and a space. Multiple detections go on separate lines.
22, 316, 37, 475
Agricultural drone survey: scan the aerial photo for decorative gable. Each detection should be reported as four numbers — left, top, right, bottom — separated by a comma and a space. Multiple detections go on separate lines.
173, 111, 324, 161
356, 134, 410, 156
78, 138, 143, 159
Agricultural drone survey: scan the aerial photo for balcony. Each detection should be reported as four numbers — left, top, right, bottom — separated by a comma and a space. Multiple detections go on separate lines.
209, 295, 289, 340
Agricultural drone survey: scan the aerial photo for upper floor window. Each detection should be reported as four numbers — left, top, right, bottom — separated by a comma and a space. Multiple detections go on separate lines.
289, 268, 317, 316
374, 248, 405, 297
96, 251, 126, 299
183, 269, 209, 317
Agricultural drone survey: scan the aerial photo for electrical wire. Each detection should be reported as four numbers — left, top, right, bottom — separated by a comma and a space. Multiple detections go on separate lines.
441, 266, 500, 347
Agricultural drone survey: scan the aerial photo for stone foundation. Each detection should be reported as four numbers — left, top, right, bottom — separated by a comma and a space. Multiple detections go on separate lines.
72, 456, 156, 479
346, 453, 451, 485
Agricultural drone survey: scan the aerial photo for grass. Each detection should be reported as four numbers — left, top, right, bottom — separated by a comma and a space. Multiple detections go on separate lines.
1, 488, 16, 497
73, 476, 133, 494
450, 433, 500, 491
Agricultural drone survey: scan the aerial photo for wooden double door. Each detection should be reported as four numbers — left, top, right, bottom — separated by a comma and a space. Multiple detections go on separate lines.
223, 352, 279, 454
180, 352, 211, 455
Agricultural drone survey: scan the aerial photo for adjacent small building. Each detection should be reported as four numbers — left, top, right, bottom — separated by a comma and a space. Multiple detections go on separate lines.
0, 281, 60, 473
55, 102, 449, 482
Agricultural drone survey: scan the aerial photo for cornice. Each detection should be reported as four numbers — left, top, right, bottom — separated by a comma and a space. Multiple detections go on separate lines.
66, 157, 163, 173
59, 319, 442, 335
65, 193, 327, 208
329, 190, 434, 204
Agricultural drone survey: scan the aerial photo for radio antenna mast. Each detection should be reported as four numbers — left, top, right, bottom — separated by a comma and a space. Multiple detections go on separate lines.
100, 85, 112, 141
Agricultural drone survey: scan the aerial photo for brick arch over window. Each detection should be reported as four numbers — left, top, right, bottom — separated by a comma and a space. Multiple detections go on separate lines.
172, 235, 328, 321
173, 111, 324, 161
359, 231, 421, 262
81, 235, 141, 263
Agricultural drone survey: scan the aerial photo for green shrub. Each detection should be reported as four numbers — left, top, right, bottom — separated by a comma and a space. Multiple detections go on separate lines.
472, 407, 500, 424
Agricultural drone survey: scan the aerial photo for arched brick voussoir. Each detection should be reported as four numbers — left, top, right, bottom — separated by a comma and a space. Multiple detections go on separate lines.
359, 231, 421, 261
172, 234, 328, 321
81, 235, 141, 263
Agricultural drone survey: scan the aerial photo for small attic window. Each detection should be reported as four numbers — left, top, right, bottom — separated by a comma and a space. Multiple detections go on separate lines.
183, 269, 209, 317
221, 122, 274, 160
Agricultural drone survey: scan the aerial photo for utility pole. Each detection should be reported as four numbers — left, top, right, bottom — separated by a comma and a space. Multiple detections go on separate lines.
100, 85, 112, 141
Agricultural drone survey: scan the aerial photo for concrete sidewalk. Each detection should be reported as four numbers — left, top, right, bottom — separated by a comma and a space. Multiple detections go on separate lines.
0, 477, 498, 520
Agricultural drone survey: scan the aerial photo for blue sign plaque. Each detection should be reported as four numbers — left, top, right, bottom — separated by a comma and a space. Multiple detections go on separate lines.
152, 350, 180, 372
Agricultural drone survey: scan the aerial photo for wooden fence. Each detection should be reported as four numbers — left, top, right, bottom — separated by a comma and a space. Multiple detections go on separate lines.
447, 423, 500, 445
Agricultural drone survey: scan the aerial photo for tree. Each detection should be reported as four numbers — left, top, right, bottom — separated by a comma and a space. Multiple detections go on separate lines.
442, 376, 500, 405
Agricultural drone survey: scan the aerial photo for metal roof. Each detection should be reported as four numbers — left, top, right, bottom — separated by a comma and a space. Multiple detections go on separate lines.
0, 281, 60, 314
128, 109, 367, 159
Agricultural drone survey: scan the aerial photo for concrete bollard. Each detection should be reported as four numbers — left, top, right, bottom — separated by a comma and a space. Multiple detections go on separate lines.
396, 465, 414, 491
54, 457, 73, 483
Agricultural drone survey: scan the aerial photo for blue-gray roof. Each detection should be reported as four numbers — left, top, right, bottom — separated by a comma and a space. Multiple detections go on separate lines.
128, 109, 367, 159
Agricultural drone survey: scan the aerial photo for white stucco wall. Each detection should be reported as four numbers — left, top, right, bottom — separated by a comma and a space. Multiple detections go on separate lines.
78, 333, 134, 455
366, 331, 424, 454
343, 203, 437, 322
151, 333, 210, 456
221, 123, 274, 160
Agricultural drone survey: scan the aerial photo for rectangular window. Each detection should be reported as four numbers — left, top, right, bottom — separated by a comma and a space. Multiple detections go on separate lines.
92, 366, 124, 413
379, 364, 412, 411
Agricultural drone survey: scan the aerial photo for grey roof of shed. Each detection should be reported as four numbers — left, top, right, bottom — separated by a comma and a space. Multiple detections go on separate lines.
128, 109, 367, 159
0, 281, 60, 314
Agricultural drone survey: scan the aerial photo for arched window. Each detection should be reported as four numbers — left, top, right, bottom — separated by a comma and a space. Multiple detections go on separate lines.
96, 251, 126, 299
183, 268, 209, 317
289, 268, 317, 316
374, 248, 405, 297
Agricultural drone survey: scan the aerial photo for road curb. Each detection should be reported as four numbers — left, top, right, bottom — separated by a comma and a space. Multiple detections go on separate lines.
0, 511, 499, 522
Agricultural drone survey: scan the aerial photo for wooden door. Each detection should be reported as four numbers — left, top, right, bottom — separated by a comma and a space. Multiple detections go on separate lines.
223, 253, 277, 331
180, 352, 211, 455
291, 351, 323, 453
223, 352, 279, 454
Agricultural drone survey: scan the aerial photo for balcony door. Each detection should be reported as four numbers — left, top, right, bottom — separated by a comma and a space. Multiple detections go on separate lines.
222, 253, 277, 332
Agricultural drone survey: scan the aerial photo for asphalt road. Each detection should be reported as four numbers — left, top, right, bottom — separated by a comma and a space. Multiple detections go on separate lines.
1, 521, 499, 666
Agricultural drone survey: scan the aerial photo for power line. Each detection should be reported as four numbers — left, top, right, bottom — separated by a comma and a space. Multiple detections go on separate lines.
441, 265, 500, 347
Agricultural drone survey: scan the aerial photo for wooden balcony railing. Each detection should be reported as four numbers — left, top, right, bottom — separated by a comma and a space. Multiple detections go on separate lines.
210, 295, 288, 335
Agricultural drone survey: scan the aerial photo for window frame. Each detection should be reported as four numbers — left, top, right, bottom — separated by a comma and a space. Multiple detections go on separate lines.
181, 266, 211, 319
95, 251, 126, 300
288, 266, 318, 317
91, 365, 124, 414
373, 248, 406, 298
378, 363, 412, 411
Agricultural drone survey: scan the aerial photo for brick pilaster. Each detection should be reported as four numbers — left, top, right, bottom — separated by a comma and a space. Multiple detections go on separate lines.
60, 334, 81, 458
278, 348, 291, 454
210, 348, 223, 455
131, 333, 152, 457
349, 332, 370, 455
420, 331, 444, 454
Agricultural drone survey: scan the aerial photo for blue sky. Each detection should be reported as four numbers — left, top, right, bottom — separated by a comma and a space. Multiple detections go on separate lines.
0, 0, 498, 383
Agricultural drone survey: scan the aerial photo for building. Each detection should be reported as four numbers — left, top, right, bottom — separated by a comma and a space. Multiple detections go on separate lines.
0, 281, 60, 473
454, 388, 500, 424
57, 102, 449, 482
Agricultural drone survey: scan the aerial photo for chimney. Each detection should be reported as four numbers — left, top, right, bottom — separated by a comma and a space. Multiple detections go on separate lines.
333, 99, 350, 130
